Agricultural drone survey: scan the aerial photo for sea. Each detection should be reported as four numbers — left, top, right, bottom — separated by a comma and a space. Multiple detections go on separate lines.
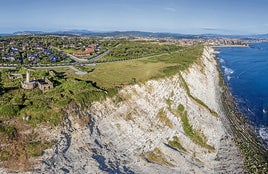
215, 42, 268, 144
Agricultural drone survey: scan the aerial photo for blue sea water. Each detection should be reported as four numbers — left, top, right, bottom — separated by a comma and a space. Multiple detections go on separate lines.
216, 42, 268, 142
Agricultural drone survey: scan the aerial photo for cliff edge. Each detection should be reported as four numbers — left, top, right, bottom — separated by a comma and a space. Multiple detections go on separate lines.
2, 47, 245, 173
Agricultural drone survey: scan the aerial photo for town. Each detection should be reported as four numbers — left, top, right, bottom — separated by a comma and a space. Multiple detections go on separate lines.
0, 35, 251, 67
0, 35, 255, 93
0, 36, 109, 66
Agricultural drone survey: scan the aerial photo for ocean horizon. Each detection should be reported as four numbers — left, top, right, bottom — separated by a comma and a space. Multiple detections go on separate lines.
216, 42, 268, 144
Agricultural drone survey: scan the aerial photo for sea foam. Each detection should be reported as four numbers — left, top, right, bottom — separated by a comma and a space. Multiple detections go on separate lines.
219, 58, 225, 63
222, 66, 234, 76
222, 66, 234, 81
259, 127, 268, 141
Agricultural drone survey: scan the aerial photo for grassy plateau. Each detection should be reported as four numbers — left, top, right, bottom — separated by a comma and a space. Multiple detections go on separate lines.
0, 39, 204, 170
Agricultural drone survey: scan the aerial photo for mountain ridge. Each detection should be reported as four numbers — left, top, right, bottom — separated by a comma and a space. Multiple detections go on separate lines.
1, 30, 267, 39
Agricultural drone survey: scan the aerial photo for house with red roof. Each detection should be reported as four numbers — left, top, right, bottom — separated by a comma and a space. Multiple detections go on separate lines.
73, 47, 95, 57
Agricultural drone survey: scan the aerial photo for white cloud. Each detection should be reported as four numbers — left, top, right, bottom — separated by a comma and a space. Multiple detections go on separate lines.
164, 7, 177, 12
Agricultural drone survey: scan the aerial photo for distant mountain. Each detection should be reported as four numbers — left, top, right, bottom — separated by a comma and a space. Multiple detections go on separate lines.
9, 30, 200, 38
72, 30, 202, 39
0, 30, 267, 39
248, 34, 268, 39
199, 33, 244, 38
13, 31, 45, 35
49, 29, 96, 36
0, 33, 13, 37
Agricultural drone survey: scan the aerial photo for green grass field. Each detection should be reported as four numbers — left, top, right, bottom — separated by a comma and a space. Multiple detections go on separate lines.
95, 41, 182, 62
0, 44, 203, 127
61, 48, 78, 54
86, 44, 203, 88
0, 36, 206, 165
0, 42, 204, 165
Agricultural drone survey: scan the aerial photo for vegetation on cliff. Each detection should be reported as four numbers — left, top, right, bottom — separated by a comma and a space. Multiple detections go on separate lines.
144, 148, 174, 167
176, 104, 215, 151
0, 38, 204, 171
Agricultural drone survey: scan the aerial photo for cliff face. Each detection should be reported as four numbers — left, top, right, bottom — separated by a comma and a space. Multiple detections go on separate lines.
31, 47, 244, 174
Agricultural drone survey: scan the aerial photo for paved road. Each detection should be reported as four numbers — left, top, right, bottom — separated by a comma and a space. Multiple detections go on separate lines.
33, 65, 90, 75
88, 50, 109, 62
0, 66, 16, 69
0, 64, 95, 75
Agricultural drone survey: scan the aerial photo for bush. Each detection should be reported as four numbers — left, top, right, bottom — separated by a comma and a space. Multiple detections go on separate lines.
0, 125, 17, 137
145, 148, 174, 167
0, 150, 10, 161
177, 104, 185, 113
21, 108, 63, 126
168, 136, 186, 151
156, 109, 173, 128
26, 141, 54, 157
0, 104, 20, 118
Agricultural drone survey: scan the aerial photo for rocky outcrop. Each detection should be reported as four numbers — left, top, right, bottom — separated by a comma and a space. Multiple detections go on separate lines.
30, 47, 245, 173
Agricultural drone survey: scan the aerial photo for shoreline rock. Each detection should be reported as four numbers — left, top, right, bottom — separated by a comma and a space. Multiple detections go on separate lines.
213, 46, 268, 173
218, 66, 268, 173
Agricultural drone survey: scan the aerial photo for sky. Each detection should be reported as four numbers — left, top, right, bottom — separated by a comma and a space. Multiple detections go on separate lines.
0, 0, 268, 35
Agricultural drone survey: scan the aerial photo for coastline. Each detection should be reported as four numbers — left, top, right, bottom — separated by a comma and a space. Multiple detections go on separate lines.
34, 46, 248, 174
1, 45, 266, 174
212, 44, 249, 48
212, 47, 268, 173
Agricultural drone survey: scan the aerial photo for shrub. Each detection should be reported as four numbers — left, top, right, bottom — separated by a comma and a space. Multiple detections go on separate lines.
26, 141, 54, 157
156, 109, 173, 128
177, 104, 185, 113
0, 104, 20, 118
145, 148, 174, 167
168, 136, 186, 152
0, 125, 17, 137
0, 150, 10, 161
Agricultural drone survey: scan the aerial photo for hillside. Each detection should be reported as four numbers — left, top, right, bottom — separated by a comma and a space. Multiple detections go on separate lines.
3, 43, 262, 173
30, 47, 244, 173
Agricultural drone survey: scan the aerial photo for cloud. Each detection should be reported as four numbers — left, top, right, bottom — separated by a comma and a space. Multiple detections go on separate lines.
164, 7, 177, 12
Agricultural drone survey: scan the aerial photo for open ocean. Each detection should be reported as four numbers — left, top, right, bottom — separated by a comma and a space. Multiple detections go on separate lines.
216, 42, 268, 143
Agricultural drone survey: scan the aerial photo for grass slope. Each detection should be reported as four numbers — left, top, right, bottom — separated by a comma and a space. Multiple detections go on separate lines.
0, 43, 204, 169
87, 45, 203, 88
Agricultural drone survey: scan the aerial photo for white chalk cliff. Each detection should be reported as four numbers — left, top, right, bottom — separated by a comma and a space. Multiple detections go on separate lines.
30, 47, 245, 173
